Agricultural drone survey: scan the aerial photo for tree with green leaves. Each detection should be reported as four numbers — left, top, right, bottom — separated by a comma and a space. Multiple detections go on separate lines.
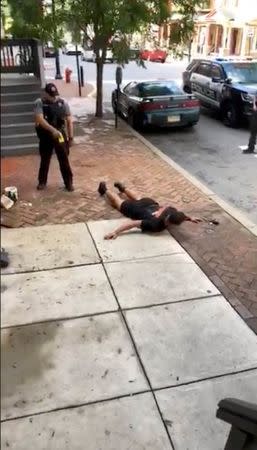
64, 0, 205, 117
64, 0, 170, 117
6, 0, 64, 47
169, 0, 207, 59
7, 0, 65, 78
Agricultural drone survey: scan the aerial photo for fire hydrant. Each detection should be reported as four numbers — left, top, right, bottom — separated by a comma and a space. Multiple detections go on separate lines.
65, 67, 72, 83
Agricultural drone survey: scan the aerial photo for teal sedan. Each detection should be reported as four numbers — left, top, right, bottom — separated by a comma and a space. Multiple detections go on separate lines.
112, 80, 200, 129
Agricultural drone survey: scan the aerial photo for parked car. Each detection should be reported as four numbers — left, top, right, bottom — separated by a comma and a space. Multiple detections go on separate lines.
140, 49, 151, 60
183, 57, 257, 127
63, 44, 84, 55
43, 45, 55, 58
128, 48, 140, 60
88, 48, 114, 63
140, 49, 167, 63
81, 49, 94, 62
112, 80, 200, 129
104, 48, 114, 63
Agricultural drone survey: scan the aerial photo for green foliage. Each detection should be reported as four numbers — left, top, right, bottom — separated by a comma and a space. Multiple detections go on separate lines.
168, 0, 205, 56
64, 0, 170, 57
7, 0, 64, 46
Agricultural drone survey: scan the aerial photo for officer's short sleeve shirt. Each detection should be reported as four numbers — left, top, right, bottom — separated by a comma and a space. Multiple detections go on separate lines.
34, 98, 71, 115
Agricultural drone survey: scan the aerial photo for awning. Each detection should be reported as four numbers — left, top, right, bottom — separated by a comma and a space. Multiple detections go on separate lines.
197, 8, 236, 25
197, 8, 257, 27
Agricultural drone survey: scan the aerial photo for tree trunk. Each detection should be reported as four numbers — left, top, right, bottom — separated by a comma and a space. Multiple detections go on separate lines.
95, 59, 104, 117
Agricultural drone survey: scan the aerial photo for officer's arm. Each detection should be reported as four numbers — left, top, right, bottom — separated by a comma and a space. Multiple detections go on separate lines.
34, 99, 59, 136
66, 115, 73, 140
64, 102, 73, 140
35, 113, 59, 135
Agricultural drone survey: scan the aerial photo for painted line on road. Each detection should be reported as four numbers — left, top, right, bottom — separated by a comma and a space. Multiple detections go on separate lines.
126, 124, 257, 237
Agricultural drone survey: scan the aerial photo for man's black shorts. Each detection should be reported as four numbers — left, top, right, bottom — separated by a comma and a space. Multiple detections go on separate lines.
120, 197, 159, 220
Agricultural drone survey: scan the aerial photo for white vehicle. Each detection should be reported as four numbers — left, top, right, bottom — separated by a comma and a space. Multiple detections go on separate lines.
63, 44, 84, 56
105, 49, 114, 63
90, 48, 114, 63
81, 49, 94, 62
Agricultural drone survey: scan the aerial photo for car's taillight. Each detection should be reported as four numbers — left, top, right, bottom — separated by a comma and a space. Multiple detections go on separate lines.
140, 101, 165, 111
182, 99, 199, 108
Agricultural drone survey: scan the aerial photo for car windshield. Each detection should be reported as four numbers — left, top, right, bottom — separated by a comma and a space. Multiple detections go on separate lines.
224, 62, 257, 83
139, 82, 183, 97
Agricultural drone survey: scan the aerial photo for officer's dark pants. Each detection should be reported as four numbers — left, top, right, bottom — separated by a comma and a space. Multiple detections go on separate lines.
38, 134, 73, 187
248, 110, 257, 152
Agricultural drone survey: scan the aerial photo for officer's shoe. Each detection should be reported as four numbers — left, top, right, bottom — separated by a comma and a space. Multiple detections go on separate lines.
66, 184, 74, 192
243, 148, 256, 154
37, 183, 46, 190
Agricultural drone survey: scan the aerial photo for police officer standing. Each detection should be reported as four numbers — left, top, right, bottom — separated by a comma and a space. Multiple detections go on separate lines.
34, 83, 74, 191
243, 93, 257, 154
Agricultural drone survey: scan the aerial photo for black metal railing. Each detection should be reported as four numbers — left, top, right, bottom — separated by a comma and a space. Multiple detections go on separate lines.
1, 38, 42, 78
217, 398, 257, 450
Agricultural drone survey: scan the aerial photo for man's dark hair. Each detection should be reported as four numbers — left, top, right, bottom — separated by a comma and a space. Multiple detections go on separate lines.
160, 207, 187, 225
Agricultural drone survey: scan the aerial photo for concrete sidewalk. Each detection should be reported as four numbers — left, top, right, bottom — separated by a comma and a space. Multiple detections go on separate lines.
1, 221, 257, 449
1, 117, 257, 329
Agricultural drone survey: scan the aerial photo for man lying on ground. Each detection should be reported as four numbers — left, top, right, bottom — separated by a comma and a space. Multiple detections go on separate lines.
98, 181, 202, 240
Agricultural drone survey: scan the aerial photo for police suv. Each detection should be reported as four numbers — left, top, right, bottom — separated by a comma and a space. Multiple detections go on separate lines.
182, 58, 257, 127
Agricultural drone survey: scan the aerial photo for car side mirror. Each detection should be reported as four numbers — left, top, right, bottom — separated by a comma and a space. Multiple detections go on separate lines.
225, 78, 232, 84
212, 77, 221, 83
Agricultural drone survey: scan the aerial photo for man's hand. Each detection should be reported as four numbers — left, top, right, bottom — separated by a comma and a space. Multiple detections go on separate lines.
52, 129, 62, 139
190, 217, 202, 223
186, 216, 202, 223
104, 231, 118, 240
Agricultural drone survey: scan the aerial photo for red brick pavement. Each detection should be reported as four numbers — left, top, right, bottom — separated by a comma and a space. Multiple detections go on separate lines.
1, 118, 257, 331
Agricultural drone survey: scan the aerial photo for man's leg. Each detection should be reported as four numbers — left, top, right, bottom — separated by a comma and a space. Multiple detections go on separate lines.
38, 137, 53, 189
243, 112, 257, 153
114, 182, 140, 200
98, 182, 123, 210
55, 142, 74, 191
248, 128, 256, 152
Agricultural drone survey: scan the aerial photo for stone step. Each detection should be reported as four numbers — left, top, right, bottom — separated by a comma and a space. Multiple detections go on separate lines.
1, 143, 37, 157
1, 122, 35, 136
1, 132, 37, 148
1, 91, 40, 103
2, 112, 34, 125
1, 101, 34, 114
1, 81, 41, 93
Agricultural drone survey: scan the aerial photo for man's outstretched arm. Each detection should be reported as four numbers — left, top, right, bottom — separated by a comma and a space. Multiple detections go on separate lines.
104, 220, 142, 239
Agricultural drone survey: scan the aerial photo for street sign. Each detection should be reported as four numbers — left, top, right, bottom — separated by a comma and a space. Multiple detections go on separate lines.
115, 66, 123, 86
115, 67, 123, 129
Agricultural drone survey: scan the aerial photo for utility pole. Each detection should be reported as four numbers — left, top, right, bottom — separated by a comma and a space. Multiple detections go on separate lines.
52, 0, 62, 79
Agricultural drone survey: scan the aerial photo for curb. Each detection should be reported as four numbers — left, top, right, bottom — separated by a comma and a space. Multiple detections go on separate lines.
125, 123, 257, 238
88, 85, 96, 98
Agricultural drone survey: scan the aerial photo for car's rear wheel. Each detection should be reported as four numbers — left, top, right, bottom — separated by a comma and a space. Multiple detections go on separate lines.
128, 109, 142, 130
222, 102, 240, 128
112, 97, 117, 114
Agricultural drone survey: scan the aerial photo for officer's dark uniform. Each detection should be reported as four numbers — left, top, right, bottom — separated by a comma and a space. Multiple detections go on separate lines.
244, 95, 257, 154
35, 87, 73, 189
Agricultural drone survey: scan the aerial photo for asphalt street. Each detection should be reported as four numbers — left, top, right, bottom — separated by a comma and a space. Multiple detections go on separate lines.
45, 55, 257, 224
143, 111, 257, 225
